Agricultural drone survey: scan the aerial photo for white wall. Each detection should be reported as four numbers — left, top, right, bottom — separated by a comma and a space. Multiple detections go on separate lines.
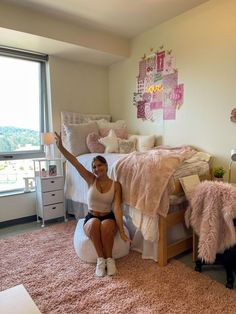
0, 56, 109, 222
49, 56, 109, 133
0, 192, 36, 222
109, 0, 236, 180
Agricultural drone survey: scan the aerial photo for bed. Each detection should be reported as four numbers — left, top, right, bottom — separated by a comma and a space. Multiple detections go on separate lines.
61, 111, 211, 266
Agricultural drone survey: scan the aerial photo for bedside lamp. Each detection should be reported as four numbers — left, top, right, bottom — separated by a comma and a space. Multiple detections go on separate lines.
228, 149, 236, 183
41, 132, 54, 160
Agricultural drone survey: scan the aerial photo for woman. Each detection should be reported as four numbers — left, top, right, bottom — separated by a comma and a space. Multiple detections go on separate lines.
54, 132, 129, 277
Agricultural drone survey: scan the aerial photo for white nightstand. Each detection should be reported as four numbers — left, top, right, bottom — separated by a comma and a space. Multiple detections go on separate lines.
33, 158, 67, 227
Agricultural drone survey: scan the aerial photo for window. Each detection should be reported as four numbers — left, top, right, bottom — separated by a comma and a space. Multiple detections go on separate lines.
0, 47, 50, 194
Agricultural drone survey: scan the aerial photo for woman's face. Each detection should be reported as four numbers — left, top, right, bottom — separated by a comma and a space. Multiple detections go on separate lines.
92, 160, 107, 177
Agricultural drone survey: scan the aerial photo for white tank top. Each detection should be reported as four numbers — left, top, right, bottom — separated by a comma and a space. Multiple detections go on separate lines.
87, 179, 115, 213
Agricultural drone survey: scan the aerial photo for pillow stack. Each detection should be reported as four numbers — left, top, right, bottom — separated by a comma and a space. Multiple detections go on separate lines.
87, 119, 135, 154
62, 116, 156, 156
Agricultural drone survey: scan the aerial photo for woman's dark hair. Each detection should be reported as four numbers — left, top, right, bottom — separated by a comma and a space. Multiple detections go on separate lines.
92, 155, 108, 167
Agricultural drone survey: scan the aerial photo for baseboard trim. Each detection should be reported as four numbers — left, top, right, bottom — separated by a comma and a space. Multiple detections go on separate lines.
0, 215, 37, 228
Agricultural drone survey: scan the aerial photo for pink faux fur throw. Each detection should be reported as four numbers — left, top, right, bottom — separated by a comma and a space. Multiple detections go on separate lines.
185, 181, 236, 263
114, 146, 196, 218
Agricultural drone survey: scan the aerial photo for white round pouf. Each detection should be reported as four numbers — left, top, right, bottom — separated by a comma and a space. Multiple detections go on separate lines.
73, 218, 130, 263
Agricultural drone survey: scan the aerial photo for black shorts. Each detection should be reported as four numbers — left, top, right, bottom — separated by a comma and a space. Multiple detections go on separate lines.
83, 211, 116, 226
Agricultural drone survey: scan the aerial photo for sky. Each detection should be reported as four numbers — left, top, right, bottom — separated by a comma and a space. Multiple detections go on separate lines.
0, 56, 40, 131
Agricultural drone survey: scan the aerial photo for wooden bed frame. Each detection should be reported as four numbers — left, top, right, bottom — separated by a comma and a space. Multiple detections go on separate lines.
158, 173, 211, 266
158, 207, 192, 266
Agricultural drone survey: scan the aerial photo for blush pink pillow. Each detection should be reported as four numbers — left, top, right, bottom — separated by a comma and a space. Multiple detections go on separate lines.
86, 132, 105, 153
99, 128, 128, 139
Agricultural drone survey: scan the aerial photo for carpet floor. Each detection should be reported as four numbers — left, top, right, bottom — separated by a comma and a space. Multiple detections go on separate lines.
1, 220, 236, 314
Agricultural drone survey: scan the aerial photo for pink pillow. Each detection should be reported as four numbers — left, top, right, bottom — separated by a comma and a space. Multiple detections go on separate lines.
86, 132, 105, 153
99, 128, 128, 139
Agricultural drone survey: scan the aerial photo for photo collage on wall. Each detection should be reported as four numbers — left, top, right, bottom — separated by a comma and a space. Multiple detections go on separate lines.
133, 47, 184, 121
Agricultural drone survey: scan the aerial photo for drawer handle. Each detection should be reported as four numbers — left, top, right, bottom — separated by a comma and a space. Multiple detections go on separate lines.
50, 181, 55, 183
52, 207, 56, 209
51, 194, 55, 196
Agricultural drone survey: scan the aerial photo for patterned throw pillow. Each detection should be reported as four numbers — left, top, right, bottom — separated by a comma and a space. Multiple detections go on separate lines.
86, 132, 105, 153
118, 139, 136, 154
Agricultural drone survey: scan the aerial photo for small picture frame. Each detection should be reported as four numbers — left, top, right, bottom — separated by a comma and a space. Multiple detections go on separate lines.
49, 165, 57, 176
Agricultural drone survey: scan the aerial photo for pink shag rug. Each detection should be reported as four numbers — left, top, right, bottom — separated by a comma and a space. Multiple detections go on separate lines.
1, 220, 236, 314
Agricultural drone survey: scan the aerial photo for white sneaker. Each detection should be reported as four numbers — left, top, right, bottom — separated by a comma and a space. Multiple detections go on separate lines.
95, 257, 106, 277
106, 258, 117, 276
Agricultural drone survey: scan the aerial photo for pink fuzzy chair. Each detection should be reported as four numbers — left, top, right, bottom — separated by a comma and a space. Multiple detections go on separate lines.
186, 180, 236, 289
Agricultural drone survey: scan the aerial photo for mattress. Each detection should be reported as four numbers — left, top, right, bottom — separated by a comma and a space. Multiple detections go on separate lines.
65, 152, 210, 205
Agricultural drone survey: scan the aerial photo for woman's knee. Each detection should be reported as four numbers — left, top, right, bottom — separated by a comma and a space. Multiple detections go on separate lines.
83, 218, 101, 237
101, 220, 116, 237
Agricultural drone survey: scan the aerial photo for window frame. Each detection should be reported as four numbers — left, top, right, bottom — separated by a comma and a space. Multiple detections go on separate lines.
0, 46, 50, 161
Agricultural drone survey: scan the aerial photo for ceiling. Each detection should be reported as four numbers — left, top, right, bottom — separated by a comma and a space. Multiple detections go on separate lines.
1, 0, 210, 65
4, 0, 209, 38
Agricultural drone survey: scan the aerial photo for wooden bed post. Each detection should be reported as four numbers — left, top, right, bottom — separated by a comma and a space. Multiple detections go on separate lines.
158, 215, 168, 266
158, 208, 193, 267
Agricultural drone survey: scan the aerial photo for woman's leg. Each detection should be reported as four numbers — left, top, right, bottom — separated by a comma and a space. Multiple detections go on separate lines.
100, 219, 117, 258
83, 218, 104, 257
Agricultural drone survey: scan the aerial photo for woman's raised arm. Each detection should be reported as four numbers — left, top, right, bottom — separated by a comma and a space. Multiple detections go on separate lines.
54, 131, 94, 185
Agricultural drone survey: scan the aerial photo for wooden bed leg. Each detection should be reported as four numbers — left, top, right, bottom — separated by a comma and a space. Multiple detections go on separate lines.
193, 232, 198, 262
158, 215, 167, 266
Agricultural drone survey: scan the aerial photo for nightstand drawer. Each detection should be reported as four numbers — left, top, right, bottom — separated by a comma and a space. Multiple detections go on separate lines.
42, 203, 64, 220
41, 176, 64, 192
42, 190, 64, 205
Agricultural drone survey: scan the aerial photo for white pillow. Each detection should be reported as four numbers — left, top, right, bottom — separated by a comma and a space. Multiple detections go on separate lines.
128, 134, 138, 149
96, 119, 126, 130
98, 129, 119, 153
129, 134, 156, 152
63, 121, 99, 156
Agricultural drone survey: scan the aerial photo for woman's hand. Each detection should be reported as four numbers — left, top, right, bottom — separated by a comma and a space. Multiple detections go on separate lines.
54, 131, 63, 151
119, 229, 130, 242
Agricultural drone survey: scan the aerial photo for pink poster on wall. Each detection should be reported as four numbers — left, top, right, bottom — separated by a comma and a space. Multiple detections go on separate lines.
137, 101, 146, 118
162, 72, 178, 88
163, 107, 176, 120
156, 51, 165, 72
163, 54, 175, 75
137, 79, 145, 94
146, 55, 156, 74
152, 90, 163, 103
145, 104, 153, 120
150, 102, 162, 110
133, 47, 184, 121
172, 84, 184, 107
163, 88, 173, 107
139, 60, 146, 80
